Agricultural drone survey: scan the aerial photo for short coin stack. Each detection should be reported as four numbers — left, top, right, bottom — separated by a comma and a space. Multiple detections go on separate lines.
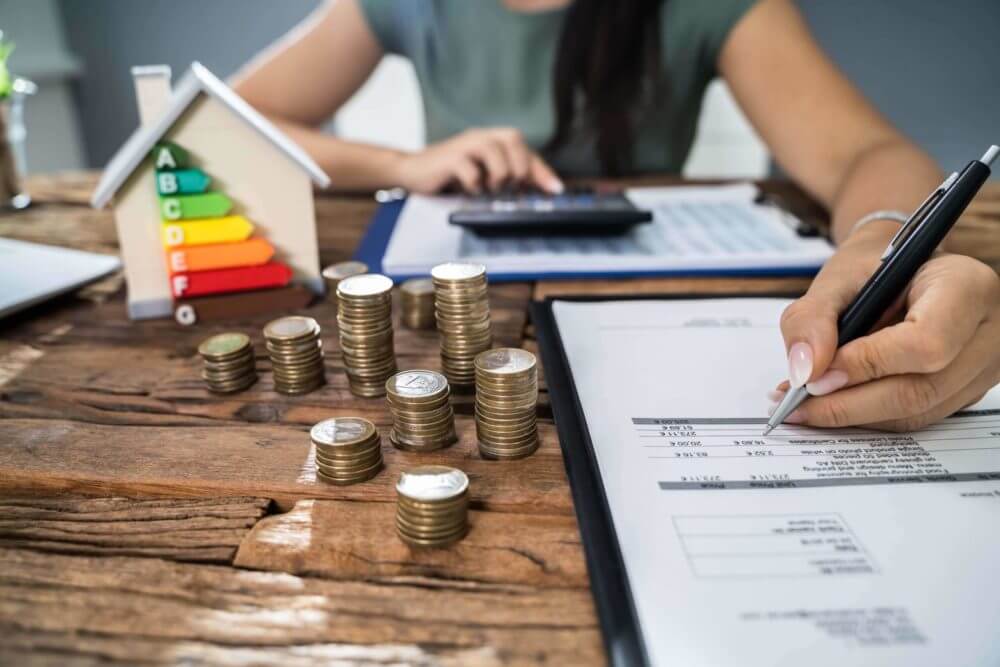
474, 347, 539, 459
396, 465, 469, 547
263, 316, 325, 395
399, 278, 436, 329
311, 417, 383, 485
198, 332, 257, 393
431, 262, 492, 386
322, 260, 368, 301
386, 370, 458, 452
336, 273, 397, 397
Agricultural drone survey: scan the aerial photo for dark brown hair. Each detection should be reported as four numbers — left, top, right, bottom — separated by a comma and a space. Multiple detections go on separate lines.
547, 0, 665, 176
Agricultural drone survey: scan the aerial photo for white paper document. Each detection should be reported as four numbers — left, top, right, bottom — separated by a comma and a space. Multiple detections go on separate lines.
552, 298, 1000, 667
381, 185, 833, 277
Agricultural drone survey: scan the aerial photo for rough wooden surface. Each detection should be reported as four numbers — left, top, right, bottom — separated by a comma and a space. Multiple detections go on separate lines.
2, 172, 999, 666
234, 499, 589, 588
0, 548, 603, 666
0, 496, 269, 562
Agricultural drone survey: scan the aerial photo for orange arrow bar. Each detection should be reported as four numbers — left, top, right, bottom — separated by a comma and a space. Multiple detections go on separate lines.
166, 238, 275, 274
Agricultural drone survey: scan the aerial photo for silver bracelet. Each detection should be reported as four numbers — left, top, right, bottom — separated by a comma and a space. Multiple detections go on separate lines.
849, 209, 909, 237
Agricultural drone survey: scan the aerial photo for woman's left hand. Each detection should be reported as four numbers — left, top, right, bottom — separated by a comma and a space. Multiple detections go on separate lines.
775, 224, 1000, 431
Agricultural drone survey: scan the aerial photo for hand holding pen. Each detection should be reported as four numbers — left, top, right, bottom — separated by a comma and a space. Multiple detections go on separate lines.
766, 146, 1000, 435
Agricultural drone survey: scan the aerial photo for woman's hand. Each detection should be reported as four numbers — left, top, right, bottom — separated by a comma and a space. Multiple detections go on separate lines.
774, 223, 1000, 431
390, 127, 564, 195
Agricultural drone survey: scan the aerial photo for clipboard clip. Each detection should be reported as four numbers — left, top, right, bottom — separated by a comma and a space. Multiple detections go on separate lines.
879, 171, 958, 261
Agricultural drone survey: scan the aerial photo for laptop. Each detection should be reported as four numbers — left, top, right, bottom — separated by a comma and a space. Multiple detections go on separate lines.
0, 237, 122, 319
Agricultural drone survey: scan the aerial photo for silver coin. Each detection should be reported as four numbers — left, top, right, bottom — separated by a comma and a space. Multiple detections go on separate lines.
337, 273, 393, 298
264, 316, 319, 341
387, 370, 447, 398
310, 417, 376, 447
396, 465, 469, 501
400, 277, 434, 296
475, 347, 536, 375
431, 262, 486, 282
322, 260, 368, 281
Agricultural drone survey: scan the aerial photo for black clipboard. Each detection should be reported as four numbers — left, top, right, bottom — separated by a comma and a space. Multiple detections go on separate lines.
531, 293, 803, 666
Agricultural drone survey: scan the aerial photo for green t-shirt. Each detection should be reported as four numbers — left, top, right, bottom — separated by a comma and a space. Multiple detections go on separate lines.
358, 0, 757, 176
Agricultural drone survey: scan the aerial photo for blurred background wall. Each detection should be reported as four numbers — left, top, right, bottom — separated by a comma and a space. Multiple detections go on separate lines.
1, 0, 996, 179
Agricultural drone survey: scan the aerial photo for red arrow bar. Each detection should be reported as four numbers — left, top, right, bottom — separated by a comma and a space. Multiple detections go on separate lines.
170, 262, 293, 298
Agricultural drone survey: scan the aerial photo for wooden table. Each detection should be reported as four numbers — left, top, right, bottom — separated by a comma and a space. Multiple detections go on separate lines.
1, 173, 998, 666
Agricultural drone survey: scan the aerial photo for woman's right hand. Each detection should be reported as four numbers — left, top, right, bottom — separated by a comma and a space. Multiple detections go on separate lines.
390, 127, 564, 195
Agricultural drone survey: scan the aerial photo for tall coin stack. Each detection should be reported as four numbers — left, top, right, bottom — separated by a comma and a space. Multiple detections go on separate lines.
263, 316, 325, 395
474, 347, 539, 459
396, 465, 470, 548
336, 273, 397, 397
386, 370, 458, 452
198, 332, 257, 393
399, 278, 436, 329
322, 260, 368, 302
311, 417, 383, 485
431, 262, 493, 386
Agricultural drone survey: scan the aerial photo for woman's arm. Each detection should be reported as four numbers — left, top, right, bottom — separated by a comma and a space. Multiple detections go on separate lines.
718, 0, 1000, 430
232, 0, 402, 191
719, 0, 941, 243
233, 0, 562, 194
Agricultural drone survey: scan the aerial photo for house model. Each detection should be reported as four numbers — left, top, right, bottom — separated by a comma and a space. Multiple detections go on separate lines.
91, 62, 330, 322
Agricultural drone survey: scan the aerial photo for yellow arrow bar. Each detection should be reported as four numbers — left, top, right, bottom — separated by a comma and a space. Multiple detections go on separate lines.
161, 215, 255, 248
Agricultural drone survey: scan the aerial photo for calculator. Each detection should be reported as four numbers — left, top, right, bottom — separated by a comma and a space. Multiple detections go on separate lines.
448, 188, 652, 235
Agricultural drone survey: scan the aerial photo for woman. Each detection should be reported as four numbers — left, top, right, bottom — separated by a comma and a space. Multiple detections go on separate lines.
235, 0, 1000, 431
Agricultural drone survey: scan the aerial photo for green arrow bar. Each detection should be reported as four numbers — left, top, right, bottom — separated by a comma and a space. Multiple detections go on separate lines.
150, 142, 189, 170
156, 169, 211, 195
160, 192, 233, 220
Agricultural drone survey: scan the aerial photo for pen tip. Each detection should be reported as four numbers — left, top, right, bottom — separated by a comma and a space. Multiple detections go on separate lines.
762, 425, 774, 437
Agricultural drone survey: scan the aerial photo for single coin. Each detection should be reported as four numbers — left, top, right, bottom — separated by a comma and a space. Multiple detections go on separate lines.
264, 316, 319, 342
401, 277, 435, 296
431, 262, 486, 282
311, 417, 377, 448
396, 465, 469, 502
386, 370, 448, 400
337, 273, 393, 298
198, 332, 251, 360
475, 348, 536, 376
322, 260, 368, 282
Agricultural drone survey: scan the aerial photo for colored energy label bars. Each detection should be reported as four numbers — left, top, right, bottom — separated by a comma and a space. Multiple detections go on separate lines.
153, 141, 292, 300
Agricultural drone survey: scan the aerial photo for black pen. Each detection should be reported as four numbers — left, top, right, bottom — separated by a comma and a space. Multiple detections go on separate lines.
764, 144, 999, 435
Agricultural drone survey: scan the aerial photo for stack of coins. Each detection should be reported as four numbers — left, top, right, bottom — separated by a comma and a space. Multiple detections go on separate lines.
322, 261, 368, 302
336, 273, 397, 397
263, 316, 325, 395
431, 262, 493, 386
386, 370, 458, 452
399, 278, 436, 329
396, 465, 469, 548
198, 332, 257, 393
474, 347, 539, 459
311, 417, 383, 485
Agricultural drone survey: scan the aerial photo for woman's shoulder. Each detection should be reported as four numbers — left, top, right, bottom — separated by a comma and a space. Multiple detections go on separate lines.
660, 0, 759, 73
355, 0, 443, 54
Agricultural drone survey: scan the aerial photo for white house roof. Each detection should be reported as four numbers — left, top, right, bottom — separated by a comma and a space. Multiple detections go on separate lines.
91, 62, 330, 208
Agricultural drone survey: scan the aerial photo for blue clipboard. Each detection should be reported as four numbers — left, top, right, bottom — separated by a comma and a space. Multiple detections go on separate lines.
354, 198, 826, 282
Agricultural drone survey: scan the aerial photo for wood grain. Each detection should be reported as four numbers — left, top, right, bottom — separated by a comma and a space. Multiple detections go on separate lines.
0, 548, 604, 666
0, 417, 571, 514
234, 499, 588, 587
0, 496, 268, 562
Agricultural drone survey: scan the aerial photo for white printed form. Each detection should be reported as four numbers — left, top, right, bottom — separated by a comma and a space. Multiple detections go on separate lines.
552, 299, 1000, 667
